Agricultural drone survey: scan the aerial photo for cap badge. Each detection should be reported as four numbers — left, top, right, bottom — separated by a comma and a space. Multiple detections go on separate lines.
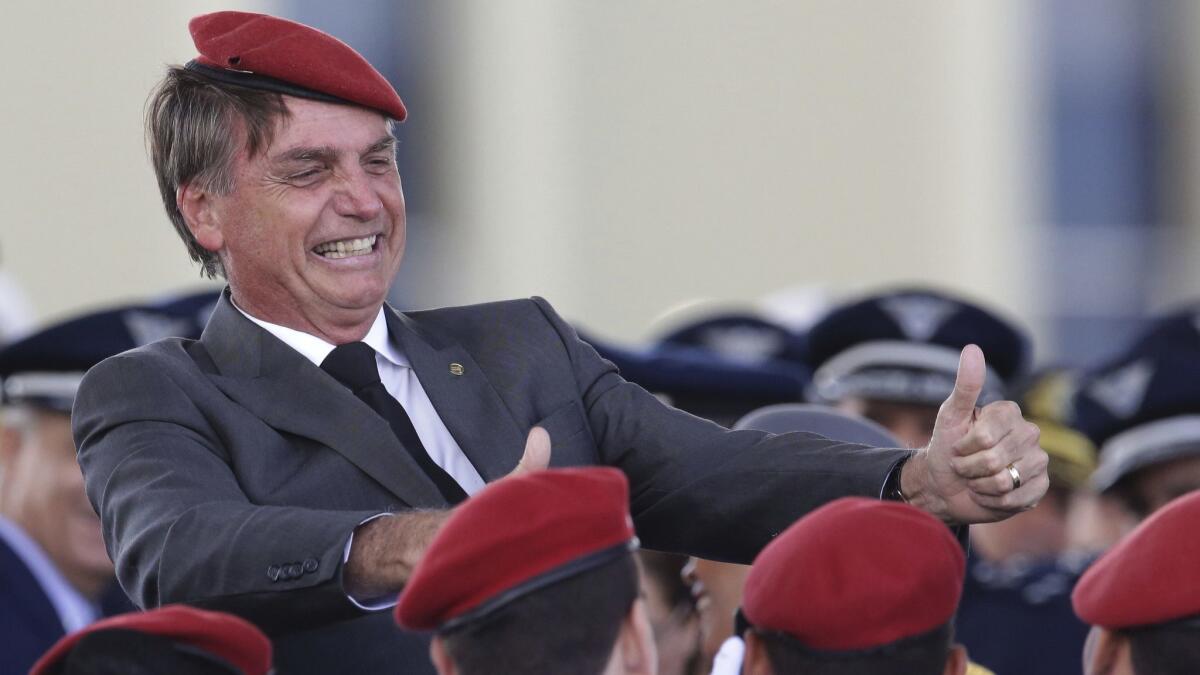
123, 311, 194, 347
1087, 359, 1154, 419
880, 296, 957, 342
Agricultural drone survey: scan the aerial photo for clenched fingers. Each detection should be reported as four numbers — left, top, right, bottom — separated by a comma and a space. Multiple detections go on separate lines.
951, 419, 1042, 479
968, 471, 1051, 513
951, 400, 1027, 456
966, 452, 1050, 496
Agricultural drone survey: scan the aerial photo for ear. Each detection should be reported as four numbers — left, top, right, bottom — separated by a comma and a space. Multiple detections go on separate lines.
943, 644, 968, 675
429, 635, 458, 675
176, 182, 225, 253
742, 632, 773, 675
614, 599, 658, 674
1084, 627, 1132, 675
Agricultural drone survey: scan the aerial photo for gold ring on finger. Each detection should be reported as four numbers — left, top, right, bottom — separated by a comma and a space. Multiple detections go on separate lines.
1006, 463, 1022, 491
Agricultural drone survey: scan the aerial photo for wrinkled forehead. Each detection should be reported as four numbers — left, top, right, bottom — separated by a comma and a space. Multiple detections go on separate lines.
242, 95, 397, 162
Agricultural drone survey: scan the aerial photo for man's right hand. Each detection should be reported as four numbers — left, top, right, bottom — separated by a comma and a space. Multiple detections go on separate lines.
346, 426, 554, 599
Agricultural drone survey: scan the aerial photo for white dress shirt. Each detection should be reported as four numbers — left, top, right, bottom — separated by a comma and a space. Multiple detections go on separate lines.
234, 303, 486, 494
0, 515, 98, 633
709, 636, 745, 675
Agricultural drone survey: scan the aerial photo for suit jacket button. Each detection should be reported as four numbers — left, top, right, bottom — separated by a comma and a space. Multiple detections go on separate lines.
267, 565, 282, 582
303, 558, 319, 574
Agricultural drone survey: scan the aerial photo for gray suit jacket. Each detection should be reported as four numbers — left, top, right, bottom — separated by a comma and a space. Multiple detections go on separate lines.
73, 291, 907, 673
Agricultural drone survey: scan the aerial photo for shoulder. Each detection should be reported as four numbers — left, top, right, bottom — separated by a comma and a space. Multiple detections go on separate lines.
73, 338, 211, 436
403, 297, 552, 326
79, 338, 203, 386
401, 297, 575, 351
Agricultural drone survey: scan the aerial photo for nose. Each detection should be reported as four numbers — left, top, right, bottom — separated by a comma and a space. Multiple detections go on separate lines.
332, 167, 383, 221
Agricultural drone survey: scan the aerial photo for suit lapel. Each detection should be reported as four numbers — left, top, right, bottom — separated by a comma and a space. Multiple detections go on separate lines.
386, 307, 527, 482
199, 291, 445, 508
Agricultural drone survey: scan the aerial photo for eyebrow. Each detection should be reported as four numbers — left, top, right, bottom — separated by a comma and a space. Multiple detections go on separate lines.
272, 135, 396, 164
364, 135, 397, 155
273, 145, 338, 165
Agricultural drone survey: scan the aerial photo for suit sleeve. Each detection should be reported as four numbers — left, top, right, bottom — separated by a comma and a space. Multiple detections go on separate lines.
529, 296, 910, 564
72, 352, 379, 635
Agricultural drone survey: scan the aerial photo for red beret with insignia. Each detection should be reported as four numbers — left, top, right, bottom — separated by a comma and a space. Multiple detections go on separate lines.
30, 605, 271, 675
1073, 490, 1200, 629
395, 467, 636, 632
742, 497, 964, 652
186, 11, 407, 121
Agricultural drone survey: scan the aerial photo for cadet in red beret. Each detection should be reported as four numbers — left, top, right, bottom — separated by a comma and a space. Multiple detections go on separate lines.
395, 467, 655, 675
30, 604, 272, 675
1072, 490, 1200, 675
738, 497, 970, 675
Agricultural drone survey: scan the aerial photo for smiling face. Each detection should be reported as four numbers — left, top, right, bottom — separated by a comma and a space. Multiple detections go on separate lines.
186, 97, 406, 342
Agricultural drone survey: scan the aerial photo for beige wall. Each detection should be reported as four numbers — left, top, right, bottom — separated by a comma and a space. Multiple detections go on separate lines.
0, 0, 276, 323
1, 2, 1041, 346
1163, 0, 1200, 309
423, 1, 1041, 342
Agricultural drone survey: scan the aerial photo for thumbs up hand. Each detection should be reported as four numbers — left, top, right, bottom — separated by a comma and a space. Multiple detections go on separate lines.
900, 345, 1049, 524
507, 426, 552, 477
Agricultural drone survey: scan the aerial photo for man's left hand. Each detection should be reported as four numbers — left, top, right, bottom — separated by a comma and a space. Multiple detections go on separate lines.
900, 344, 1050, 524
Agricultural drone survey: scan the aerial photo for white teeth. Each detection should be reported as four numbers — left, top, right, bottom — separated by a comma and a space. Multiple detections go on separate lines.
314, 235, 378, 258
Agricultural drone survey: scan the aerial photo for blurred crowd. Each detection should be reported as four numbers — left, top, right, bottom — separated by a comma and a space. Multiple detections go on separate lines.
2, 278, 1198, 674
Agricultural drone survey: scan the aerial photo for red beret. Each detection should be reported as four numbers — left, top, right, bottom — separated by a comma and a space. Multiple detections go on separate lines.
186, 11, 407, 121
30, 605, 271, 675
1073, 490, 1200, 629
395, 467, 636, 632
742, 497, 964, 652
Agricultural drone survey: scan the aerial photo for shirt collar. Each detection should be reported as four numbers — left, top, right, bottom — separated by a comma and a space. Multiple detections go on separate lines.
232, 300, 409, 368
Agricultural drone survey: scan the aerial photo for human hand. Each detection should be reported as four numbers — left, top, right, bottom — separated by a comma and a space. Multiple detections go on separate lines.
900, 344, 1049, 524
507, 426, 552, 477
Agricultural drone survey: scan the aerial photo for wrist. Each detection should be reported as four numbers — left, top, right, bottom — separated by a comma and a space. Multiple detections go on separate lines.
899, 451, 950, 523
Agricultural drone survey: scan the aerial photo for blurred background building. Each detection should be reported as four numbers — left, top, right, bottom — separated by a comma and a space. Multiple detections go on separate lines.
2, 0, 1198, 366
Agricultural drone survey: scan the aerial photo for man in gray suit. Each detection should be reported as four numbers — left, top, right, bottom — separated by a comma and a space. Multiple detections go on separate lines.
73, 11, 1049, 674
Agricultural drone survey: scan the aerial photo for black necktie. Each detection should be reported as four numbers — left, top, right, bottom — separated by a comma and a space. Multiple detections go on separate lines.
321, 342, 467, 504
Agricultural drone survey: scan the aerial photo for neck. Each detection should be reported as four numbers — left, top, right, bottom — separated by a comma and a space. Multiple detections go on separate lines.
232, 289, 381, 344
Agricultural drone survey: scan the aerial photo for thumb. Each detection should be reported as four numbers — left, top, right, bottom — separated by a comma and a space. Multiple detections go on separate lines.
510, 426, 552, 476
941, 344, 986, 420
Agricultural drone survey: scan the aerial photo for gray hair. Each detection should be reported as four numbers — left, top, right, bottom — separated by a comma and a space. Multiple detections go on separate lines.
145, 67, 290, 278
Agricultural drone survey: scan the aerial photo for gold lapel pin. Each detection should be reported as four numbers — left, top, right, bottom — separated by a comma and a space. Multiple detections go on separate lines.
449, 362, 465, 376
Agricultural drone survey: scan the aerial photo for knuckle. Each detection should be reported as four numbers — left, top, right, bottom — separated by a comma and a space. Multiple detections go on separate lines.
983, 454, 1004, 476
975, 430, 998, 448
1024, 422, 1041, 444
1035, 451, 1050, 472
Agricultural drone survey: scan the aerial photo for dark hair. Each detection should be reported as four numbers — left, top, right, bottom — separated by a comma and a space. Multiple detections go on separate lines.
758, 622, 954, 675
145, 66, 290, 278
638, 549, 694, 612
1128, 618, 1200, 674
440, 553, 639, 675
